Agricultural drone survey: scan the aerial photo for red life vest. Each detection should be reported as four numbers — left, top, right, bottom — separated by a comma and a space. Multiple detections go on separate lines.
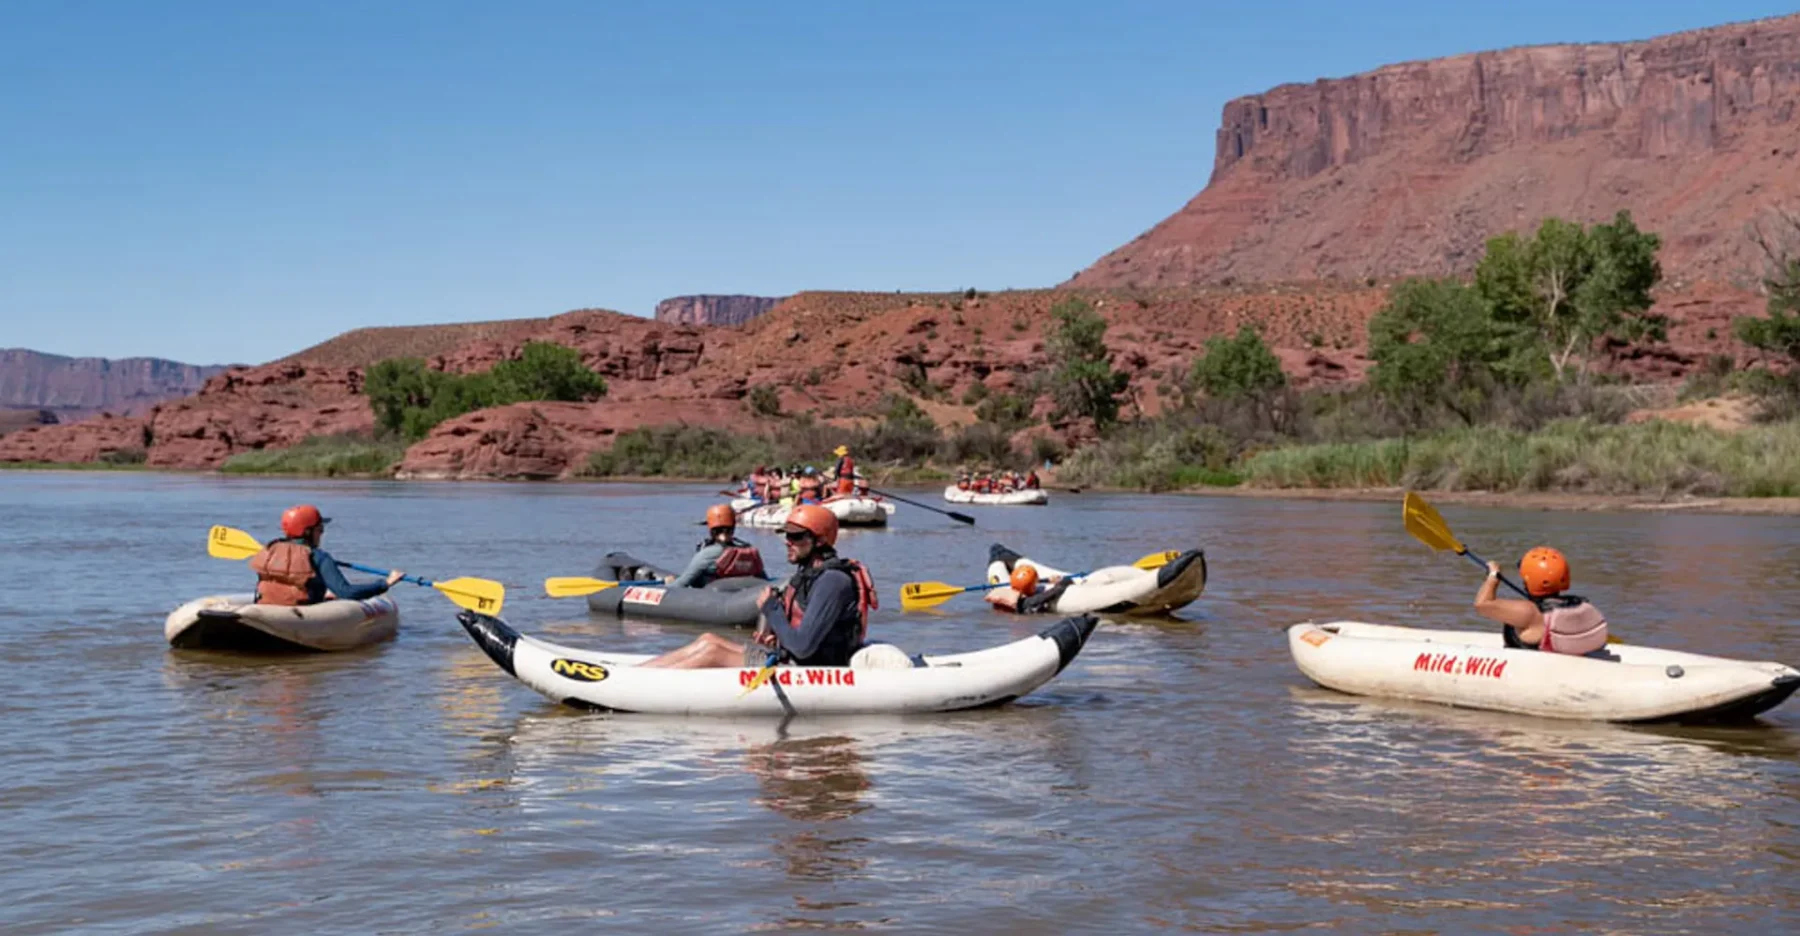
712, 539, 766, 579
835, 455, 856, 495
1025, 472, 1040, 489
780, 556, 876, 644
251, 540, 316, 606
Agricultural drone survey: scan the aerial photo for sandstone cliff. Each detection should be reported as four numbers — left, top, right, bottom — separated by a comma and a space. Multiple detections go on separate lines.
1071, 14, 1800, 290
654, 294, 785, 327
0, 349, 229, 420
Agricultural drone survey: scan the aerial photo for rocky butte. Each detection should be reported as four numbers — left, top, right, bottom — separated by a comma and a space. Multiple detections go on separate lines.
0, 348, 230, 420
1070, 13, 1800, 299
653, 294, 786, 327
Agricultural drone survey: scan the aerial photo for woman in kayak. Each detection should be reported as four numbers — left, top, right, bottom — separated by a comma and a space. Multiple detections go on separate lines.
663, 505, 768, 588
642, 505, 876, 669
250, 504, 403, 606
1474, 547, 1609, 655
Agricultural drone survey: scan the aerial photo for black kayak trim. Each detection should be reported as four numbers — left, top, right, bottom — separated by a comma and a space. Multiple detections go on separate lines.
458, 611, 519, 677
1043, 614, 1098, 674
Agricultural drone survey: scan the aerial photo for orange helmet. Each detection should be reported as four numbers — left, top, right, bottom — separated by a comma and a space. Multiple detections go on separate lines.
1520, 547, 1570, 597
783, 504, 838, 547
705, 504, 736, 530
280, 504, 327, 538
1009, 565, 1039, 595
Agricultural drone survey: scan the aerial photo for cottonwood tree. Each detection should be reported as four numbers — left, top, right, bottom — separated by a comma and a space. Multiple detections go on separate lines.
1045, 297, 1130, 428
1475, 211, 1665, 381
1733, 207, 1800, 364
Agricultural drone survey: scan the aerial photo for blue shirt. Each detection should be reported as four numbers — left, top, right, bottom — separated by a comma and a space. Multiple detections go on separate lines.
307, 548, 391, 603
759, 569, 859, 665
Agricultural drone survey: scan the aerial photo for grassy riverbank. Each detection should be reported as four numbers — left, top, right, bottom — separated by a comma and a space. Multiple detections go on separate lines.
220, 434, 407, 478
1239, 418, 1800, 498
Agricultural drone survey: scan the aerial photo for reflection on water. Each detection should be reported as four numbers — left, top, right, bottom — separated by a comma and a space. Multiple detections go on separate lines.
3, 473, 1799, 931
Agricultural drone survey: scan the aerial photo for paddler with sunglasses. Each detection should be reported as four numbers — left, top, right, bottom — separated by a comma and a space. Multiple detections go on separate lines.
641, 505, 876, 669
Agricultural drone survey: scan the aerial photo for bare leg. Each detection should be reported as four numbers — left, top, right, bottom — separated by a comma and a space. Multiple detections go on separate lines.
640, 632, 747, 669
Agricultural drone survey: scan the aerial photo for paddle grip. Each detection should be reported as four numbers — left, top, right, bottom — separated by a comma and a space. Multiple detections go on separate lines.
1457, 549, 1531, 600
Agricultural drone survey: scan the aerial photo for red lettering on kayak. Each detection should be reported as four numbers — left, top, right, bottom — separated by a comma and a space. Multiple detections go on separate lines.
1416, 654, 1509, 679
738, 668, 859, 687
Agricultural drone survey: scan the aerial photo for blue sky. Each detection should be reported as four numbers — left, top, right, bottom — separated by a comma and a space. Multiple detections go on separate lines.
2, 0, 1791, 364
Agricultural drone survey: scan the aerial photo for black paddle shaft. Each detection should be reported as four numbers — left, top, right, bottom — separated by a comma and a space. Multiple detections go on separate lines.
1457, 547, 1532, 600
868, 488, 975, 526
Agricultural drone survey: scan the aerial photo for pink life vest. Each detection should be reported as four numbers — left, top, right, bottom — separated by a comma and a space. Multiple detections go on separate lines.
1539, 600, 1608, 655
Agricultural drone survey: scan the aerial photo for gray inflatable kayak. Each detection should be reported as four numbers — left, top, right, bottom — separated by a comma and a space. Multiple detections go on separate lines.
164, 593, 400, 652
586, 552, 776, 628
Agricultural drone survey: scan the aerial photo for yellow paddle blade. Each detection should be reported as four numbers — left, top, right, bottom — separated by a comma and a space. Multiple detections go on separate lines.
899, 581, 967, 611
1133, 550, 1181, 570
739, 663, 778, 695
207, 525, 263, 560
432, 577, 505, 615
1402, 492, 1464, 554
544, 576, 619, 598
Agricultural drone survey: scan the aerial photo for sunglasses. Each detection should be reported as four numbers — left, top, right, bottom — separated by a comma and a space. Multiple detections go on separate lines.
784, 530, 813, 543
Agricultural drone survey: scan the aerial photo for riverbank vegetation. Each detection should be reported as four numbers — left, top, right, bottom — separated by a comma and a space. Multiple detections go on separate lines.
220, 434, 408, 477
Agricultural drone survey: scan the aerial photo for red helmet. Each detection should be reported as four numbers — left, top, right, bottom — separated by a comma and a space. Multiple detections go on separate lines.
280, 504, 328, 538
783, 504, 838, 547
705, 504, 737, 530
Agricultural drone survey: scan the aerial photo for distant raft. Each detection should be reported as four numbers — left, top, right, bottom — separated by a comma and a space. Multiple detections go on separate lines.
457, 610, 1099, 716
732, 495, 894, 529
1287, 621, 1800, 723
984, 544, 1207, 617
943, 486, 1049, 506
584, 552, 772, 628
164, 593, 400, 652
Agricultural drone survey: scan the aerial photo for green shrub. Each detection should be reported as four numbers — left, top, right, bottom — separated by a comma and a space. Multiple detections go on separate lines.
1191, 325, 1286, 401
221, 434, 407, 477
748, 384, 782, 416
585, 426, 777, 479
365, 342, 607, 441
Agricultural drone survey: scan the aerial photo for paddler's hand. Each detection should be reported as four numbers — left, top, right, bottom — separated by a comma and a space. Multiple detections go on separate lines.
1485, 561, 1500, 578
385, 570, 405, 586
754, 628, 778, 649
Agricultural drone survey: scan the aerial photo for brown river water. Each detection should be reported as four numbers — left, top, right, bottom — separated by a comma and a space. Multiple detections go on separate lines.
3, 472, 1798, 933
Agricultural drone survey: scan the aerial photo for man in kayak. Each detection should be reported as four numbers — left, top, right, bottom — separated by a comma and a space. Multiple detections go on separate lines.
641, 505, 876, 669
984, 564, 1073, 614
250, 504, 403, 606
831, 445, 857, 496
1474, 547, 1609, 655
664, 504, 768, 588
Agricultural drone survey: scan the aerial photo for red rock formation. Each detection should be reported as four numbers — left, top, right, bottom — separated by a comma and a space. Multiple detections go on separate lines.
0, 409, 57, 436
0, 413, 147, 463
1071, 14, 1800, 292
394, 398, 761, 480
142, 362, 373, 469
0, 349, 229, 420
654, 294, 784, 328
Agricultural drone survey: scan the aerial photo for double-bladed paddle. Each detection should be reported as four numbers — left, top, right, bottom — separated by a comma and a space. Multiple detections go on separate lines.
1401, 492, 1620, 643
207, 525, 506, 615
898, 549, 1184, 611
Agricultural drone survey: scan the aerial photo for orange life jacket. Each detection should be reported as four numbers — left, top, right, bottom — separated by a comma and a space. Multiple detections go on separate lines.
251, 540, 316, 606
798, 476, 824, 503
780, 555, 876, 645
712, 539, 766, 579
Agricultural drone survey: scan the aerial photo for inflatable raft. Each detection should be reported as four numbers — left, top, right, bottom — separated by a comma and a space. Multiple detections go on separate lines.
984, 544, 1207, 616
585, 552, 773, 628
164, 593, 400, 652
1287, 621, 1800, 723
944, 486, 1049, 506
734, 495, 893, 529
457, 609, 1098, 715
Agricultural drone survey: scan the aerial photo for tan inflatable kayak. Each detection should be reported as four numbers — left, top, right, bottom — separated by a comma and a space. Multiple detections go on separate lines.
164, 593, 400, 652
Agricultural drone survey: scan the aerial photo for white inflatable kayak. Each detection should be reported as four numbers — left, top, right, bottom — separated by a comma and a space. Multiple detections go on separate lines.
944, 486, 1048, 506
984, 544, 1207, 616
1288, 621, 1800, 723
734, 495, 892, 529
456, 610, 1098, 715
165, 593, 400, 652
